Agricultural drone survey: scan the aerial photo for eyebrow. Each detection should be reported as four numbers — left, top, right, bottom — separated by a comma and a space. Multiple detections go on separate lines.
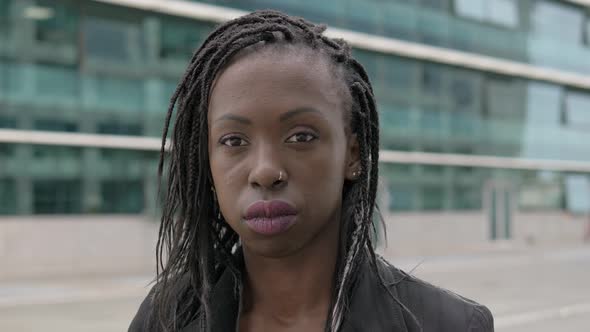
215, 114, 252, 125
214, 107, 323, 125
279, 107, 323, 122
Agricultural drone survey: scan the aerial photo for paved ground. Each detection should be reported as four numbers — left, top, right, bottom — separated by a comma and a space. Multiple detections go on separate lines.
1, 245, 589, 332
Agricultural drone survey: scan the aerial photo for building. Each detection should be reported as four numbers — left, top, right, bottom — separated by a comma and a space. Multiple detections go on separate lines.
1, 0, 590, 277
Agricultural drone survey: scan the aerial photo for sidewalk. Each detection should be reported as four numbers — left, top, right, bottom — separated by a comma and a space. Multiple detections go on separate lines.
0, 274, 152, 308
2, 244, 589, 332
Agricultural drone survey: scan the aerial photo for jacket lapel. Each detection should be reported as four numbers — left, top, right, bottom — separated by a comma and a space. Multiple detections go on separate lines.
180, 268, 241, 332
339, 255, 411, 332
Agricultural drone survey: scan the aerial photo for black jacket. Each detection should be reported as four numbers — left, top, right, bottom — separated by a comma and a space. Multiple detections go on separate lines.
129, 255, 494, 331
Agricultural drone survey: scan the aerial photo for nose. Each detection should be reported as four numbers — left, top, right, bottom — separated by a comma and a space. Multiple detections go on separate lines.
248, 143, 287, 191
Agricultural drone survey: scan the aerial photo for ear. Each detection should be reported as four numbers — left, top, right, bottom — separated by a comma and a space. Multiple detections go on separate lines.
345, 133, 361, 180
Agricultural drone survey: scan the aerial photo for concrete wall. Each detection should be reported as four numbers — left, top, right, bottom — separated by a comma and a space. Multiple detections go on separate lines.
379, 211, 589, 258
0, 216, 158, 280
1, 211, 587, 280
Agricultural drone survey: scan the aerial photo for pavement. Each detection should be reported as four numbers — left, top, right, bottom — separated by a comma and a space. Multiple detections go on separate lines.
1, 244, 589, 332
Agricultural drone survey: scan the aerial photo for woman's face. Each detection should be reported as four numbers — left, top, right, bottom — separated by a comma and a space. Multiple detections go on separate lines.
208, 47, 359, 258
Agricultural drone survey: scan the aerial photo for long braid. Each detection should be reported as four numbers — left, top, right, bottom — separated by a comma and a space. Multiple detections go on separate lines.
152, 10, 391, 332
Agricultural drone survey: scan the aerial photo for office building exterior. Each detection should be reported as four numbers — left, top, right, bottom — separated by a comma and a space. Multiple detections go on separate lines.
1, 0, 589, 275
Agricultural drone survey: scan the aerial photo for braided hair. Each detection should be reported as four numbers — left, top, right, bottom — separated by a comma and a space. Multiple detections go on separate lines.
152, 9, 385, 332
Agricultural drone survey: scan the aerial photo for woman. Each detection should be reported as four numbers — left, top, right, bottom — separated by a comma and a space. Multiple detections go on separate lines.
130, 10, 493, 332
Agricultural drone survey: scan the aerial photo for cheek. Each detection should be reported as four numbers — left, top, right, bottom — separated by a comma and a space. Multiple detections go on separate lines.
209, 152, 247, 213
295, 144, 347, 203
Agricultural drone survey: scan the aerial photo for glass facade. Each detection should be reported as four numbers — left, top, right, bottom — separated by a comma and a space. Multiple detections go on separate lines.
1, 0, 589, 215
197, 0, 590, 74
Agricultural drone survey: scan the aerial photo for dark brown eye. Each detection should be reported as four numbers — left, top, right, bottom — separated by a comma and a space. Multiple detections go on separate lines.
286, 132, 317, 143
220, 135, 248, 147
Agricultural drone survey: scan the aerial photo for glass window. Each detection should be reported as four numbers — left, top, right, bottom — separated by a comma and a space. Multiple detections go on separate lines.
82, 16, 145, 64
420, 0, 449, 11
0, 60, 25, 97
453, 185, 482, 210
32, 145, 81, 161
489, 0, 518, 28
97, 121, 142, 136
352, 49, 379, 81
33, 0, 78, 47
388, 185, 415, 211
33, 179, 82, 214
0, 0, 11, 39
100, 179, 144, 213
34, 118, 78, 132
455, 0, 518, 28
159, 17, 212, 61
524, 82, 562, 125
450, 69, 481, 111
35, 63, 78, 98
530, 1, 583, 43
455, 0, 486, 21
0, 115, 17, 128
421, 63, 444, 97
0, 143, 15, 158
485, 77, 522, 119
421, 185, 445, 210
419, 105, 444, 137
566, 90, 590, 127
380, 56, 418, 100
92, 75, 144, 111
0, 178, 17, 215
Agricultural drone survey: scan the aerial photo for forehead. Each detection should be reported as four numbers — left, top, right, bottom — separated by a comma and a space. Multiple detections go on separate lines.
208, 45, 347, 115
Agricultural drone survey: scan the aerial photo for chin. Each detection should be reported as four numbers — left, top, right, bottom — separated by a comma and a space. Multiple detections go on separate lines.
241, 236, 307, 259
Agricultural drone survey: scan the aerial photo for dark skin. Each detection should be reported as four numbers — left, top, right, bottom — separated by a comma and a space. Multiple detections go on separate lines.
208, 46, 360, 331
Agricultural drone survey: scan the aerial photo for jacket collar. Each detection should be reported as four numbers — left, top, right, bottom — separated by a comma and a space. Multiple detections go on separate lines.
181, 254, 411, 332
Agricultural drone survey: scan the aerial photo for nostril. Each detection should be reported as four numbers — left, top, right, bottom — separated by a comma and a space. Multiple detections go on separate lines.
272, 178, 286, 189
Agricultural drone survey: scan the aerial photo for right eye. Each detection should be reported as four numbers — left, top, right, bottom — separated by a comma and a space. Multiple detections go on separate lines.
219, 135, 248, 147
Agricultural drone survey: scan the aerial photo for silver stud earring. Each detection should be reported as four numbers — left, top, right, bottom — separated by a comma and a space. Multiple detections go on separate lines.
278, 171, 284, 181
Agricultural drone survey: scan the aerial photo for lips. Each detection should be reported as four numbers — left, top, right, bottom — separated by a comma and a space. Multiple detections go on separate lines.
244, 200, 298, 236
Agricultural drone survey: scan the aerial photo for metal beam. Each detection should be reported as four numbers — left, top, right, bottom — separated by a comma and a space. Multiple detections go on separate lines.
563, 0, 590, 7
3, 129, 590, 173
0, 129, 166, 151
379, 150, 590, 174
93, 0, 590, 90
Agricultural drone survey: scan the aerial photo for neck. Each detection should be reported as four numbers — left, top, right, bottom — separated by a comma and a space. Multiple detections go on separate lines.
240, 216, 340, 325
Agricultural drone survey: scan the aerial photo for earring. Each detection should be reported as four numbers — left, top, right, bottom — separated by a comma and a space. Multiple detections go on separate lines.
278, 171, 285, 181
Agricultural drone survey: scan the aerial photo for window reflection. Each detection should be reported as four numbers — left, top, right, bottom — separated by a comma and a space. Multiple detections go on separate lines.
566, 90, 590, 127
91, 75, 144, 111
34, 119, 78, 132
530, 1, 584, 44
0, 0, 11, 39
159, 18, 211, 61
35, 63, 79, 99
82, 16, 145, 63
33, 179, 82, 214
33, 0, 78, 47
0, 178, 17, 214
100, 179, 144, 213
455, 0, 518, 28
97, 121, 142, 136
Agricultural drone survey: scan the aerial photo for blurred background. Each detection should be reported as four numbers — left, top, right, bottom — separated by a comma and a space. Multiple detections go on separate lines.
0, 0, 589, 331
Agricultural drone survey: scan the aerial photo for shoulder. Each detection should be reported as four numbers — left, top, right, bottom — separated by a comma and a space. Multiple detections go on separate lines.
128, 275, 200, 332
128, 286, 156, 332
377, 257, 494, 332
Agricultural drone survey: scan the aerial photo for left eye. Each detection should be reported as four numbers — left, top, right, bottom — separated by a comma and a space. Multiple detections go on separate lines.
286, 132, 317, 143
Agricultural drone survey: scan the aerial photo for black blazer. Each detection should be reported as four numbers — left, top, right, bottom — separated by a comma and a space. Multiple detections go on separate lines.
129, 255, 494, 331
